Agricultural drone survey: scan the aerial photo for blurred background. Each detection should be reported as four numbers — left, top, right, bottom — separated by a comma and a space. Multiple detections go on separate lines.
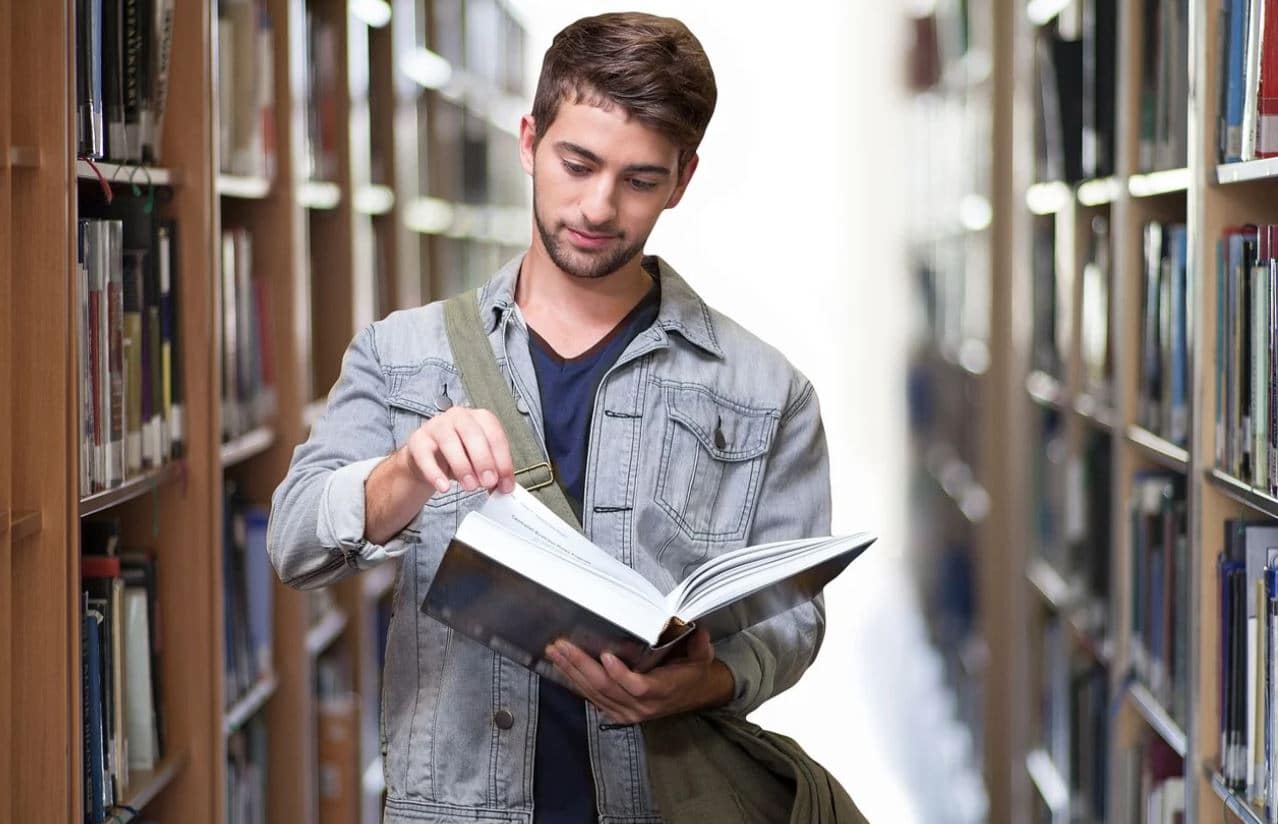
7, 0, 1254, 820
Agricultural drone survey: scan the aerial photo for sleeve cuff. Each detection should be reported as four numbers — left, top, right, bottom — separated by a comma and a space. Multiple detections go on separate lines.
712, 633, 766, 715
317, 456, 422, 569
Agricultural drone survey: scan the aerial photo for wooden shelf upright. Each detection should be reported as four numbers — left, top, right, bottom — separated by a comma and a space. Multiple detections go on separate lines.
1, 0, 529, 821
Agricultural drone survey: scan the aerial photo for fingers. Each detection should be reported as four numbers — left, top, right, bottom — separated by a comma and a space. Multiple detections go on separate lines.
405, 435, 451, 493
415, 407, 516, 494
471, 409, 517, 493
547, 642, 647, 724
685, 628, 714, 664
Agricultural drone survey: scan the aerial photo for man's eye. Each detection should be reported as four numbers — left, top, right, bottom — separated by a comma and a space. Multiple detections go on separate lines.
563, 161, 589, 176
630, 179, 658, 191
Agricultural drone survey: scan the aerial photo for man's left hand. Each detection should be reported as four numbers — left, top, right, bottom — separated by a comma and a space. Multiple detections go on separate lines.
546, 628, 735, 724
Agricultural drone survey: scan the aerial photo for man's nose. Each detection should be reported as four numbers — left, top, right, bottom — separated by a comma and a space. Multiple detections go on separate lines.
580, 179, 618, 229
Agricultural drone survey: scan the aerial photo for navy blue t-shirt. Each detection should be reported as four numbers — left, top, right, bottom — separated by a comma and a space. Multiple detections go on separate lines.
528, 280, 660, 823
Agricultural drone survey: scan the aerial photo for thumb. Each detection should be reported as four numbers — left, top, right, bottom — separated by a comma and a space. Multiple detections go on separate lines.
686, 627, 714, 663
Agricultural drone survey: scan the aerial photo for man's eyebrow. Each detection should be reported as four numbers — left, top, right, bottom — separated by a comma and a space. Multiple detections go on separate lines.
555, 141, 672, 177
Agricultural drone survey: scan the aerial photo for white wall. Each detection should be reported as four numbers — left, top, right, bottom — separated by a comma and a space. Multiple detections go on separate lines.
505, 3, 965, 821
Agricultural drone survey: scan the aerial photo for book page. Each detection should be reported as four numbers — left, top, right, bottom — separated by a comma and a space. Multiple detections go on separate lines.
476, 486, 664, 607
668, 533, 875, 623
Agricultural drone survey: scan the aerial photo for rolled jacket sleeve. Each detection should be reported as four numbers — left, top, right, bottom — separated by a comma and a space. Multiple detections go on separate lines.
268, 325, 420, 589
712, 379, 831, 716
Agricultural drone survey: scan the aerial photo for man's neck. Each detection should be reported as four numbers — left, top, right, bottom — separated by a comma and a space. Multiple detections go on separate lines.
515, 244, 655, 358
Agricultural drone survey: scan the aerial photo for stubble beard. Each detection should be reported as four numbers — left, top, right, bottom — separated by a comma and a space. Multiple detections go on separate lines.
533, 189, 647, 280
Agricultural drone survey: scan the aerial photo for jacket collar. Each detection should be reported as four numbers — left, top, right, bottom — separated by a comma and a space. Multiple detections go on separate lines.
477, 253, 725, 359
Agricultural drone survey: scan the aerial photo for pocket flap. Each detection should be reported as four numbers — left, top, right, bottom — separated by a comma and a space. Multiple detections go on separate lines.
387, 360, 464, 418
663, 384, 777, 461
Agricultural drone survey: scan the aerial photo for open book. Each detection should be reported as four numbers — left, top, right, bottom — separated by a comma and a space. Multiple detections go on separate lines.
420, 485, 875, 681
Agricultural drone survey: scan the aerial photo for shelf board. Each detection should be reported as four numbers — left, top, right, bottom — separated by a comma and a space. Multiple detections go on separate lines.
76, 159, 179, 187
1026, 181, 1072, 215
10, 509, 41, 543
113, 750, 188, 820
9, 146, 40, 168
1127, 168, 1190, 198
1026, 370, 1067, 410
354, 183, 395, 216
298, 180, 342, 210
219, 426, 275, 468
923, 446, 991, 525
80, 461, 181, 517
1025, 749, 1069, 814
306, 607, 349, 657
1076, 176, 1123, 206
1217, 157, 1278, 185
217, 173, 272, 199
303, 398, 326, 431
1206, 469, 1278, 519
223, 672, 279, 735
1072, 393, 1117, 432
1126, 681, 1187, 756
1126, 426, 1190, 472
1207, 767, 1266, 823
349, 0, 391, 28
363, 561, 397, 601
1026, 557, 1076, 611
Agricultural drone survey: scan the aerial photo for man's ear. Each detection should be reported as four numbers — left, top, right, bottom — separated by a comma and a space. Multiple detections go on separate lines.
664, 153, 699, 210
518, 114, 537, 176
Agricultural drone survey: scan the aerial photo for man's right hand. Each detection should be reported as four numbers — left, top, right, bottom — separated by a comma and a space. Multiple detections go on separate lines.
364, 407, 516, 545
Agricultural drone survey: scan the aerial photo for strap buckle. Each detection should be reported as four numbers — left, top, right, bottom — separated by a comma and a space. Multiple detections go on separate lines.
515, 461, 555, 492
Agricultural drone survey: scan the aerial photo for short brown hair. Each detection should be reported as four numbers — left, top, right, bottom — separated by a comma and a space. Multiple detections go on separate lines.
531, 13, 717, 169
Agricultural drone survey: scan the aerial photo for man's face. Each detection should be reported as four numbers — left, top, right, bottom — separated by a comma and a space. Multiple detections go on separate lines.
519, 100, 697, 280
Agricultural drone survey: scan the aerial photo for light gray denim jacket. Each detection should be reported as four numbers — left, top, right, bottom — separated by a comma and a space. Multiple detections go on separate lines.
268, 254, 831, 823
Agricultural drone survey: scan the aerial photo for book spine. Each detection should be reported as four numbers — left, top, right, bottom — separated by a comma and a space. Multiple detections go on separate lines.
78, 221, 93, 498
1260, 0, 1278, 156
1244, 0, 1266, 160
103, 0, 125, 160
146, 0, 174, 162
106, 221, 125, 487
122, 251, 143, 476
121, 0, 143, 162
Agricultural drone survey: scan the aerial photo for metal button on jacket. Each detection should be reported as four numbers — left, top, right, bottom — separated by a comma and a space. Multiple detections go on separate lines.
436, 395, 453, 411
493, 709, 515, 730
515, 397, 530, 414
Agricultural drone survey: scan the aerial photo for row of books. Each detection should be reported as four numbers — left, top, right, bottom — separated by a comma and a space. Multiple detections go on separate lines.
217, 0, 276, 180
304, 9, 340, 183
1032, 0, 1117, 184
1215, 224, 1278, 490
1115, 732, 1185, 823
223, 485, 273, 710
1139, 222, 1190, 448
1038, 617, 1110, 823
1030, 409, 1113, 612
1138, 0, 1189, 172
75, 0, 176, 164
1217, 0, 1278, 163
81, 520, 164, 824
220, 227, 277, 442
76, 206, 184, 497
1130, 474, 1190, 729
226, 717, 267, 824
1217, 518, 1278, 807
423, 94, 524, 207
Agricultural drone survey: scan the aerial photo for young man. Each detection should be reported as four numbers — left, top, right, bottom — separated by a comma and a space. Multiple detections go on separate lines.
269, 13, 831, 823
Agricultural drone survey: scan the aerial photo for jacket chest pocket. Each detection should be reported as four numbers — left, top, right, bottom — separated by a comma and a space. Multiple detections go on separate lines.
654, 382, 779, 545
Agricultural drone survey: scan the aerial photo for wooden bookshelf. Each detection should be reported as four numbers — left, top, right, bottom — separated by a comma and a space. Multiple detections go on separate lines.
986, 0, 1278, 819
2, 0, 530, 821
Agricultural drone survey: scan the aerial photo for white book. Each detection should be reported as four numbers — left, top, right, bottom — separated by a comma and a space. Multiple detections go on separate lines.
122, 586, 158, 771
422, 485, 874, 681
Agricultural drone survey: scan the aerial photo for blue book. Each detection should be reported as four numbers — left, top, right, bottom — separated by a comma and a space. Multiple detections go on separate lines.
242, 507, 274, 679
83, 609, 106, 824
1170, 224, 1189, 446
1225, 0, 1249, 162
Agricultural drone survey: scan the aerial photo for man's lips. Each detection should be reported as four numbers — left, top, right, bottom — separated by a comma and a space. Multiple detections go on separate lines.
566, 227, 618, 248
